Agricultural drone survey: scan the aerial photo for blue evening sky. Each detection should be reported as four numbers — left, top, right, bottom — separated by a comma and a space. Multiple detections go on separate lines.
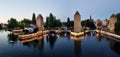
0, 0, 120, 23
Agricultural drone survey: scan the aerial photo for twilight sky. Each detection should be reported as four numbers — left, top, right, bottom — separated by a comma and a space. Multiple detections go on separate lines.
0, 0, 120, 23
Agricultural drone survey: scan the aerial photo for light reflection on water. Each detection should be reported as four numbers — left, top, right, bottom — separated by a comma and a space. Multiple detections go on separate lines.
0, 30, 120, 57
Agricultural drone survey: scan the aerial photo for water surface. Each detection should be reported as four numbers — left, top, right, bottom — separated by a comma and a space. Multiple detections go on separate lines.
0, 30, 120, 57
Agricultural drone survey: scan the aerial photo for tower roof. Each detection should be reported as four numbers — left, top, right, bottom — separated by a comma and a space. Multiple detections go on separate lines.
37, 14, 43, 19
75, 11, 80, 15
110, 14, 116, 18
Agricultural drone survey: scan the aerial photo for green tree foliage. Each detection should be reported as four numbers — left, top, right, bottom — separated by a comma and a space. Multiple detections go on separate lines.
32, 13, 36, 24
81, 19, 96, 29
19, 18, 32, 28
7, 18, 19, 29
66, 17, 74, 28
115, 13, 120, 34
45, 13, 62, 29
67, 17, 70, 28
55, 19, 62, 27
19, 22, 25, 29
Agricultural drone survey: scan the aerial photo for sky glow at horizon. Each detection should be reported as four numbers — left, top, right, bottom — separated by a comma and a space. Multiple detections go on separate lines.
0, 0, 120, 23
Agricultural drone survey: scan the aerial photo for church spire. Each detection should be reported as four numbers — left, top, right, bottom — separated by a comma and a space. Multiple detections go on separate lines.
89, 14, 92, 21
90, 14, 92, 20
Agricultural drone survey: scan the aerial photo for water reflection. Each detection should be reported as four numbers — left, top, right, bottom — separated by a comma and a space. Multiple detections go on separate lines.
74, 38, 81, 57
46, 36, 57, 49
3, 30, 120, 57
95, 33, 106, 42
7, 33, 18, 44
22, 37, 44, 51
110, 40, 120, 55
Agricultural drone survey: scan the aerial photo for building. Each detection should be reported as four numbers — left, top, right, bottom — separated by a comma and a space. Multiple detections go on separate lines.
95, 19, 103, 30
23, 24, 36, 33
36, 14, 44, 31
103, 19, 109, 27
74, 11, 82, 32
108, 14, 117, 32
102, 19, 109, 31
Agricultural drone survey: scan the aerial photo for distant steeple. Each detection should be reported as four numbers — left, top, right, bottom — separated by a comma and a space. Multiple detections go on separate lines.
89, 15, 92, 21
90, 15, 92, 20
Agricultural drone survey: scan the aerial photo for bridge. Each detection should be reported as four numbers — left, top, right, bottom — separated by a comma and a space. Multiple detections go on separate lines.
47, 29, 99, 37
48, 30, 71, 36
18, 29, 120, 41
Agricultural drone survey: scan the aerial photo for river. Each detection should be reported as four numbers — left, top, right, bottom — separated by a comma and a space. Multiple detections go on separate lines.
0, 30, 120, 57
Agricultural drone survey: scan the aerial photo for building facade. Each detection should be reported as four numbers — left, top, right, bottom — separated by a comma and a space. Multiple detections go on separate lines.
74, 11, 82, 32
108, 14, 117, 32
95, 19, 103, 30
36, 14, 44, 31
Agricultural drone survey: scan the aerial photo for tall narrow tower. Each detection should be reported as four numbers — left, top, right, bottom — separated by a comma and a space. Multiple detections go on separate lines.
108, 14, 117, 32
74, 11, 82, 32
36, 14, 44, 31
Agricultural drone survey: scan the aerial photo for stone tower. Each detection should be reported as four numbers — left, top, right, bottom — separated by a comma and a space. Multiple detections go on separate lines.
74, 11, 82, 32
108, 14, 117, 32
36, 14, 44, 31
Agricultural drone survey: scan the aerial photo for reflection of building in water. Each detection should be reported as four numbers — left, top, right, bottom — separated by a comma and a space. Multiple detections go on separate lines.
37, 38, 44, 51
74, 38, 81, 56
72, 36, 83, 56
96, 33, 102, 38
71, 36, 84, 40
7, 33, 18, 44
95, 34, 104, 42
22, 37, 44, 51
110, 40, 120, 54
46, 36, 57, 49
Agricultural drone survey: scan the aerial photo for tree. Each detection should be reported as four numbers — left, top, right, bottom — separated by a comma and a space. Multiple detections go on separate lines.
32, 13, 36, 24
81, 19, 96, 29
21, 18, 32, 25
45, 13, 61, 29
66, 17, 74, 29
115, 13, 120, 34
67, 17, 70, 28
7, 18, 19, 29
18, 18, 32, 29
0, 24, 2, 29
55, 19, 62, 27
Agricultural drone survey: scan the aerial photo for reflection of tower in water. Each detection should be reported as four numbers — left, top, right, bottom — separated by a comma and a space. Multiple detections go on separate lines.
7, 33, 18, 44
46, 36, 57, 49
73, 36, 83, 57
37, 38, 44, 51
74, 39, 81, 56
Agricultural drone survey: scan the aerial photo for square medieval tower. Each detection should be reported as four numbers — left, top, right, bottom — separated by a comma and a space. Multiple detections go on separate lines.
36, 14, 44, 31
74, 11, 82, 32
